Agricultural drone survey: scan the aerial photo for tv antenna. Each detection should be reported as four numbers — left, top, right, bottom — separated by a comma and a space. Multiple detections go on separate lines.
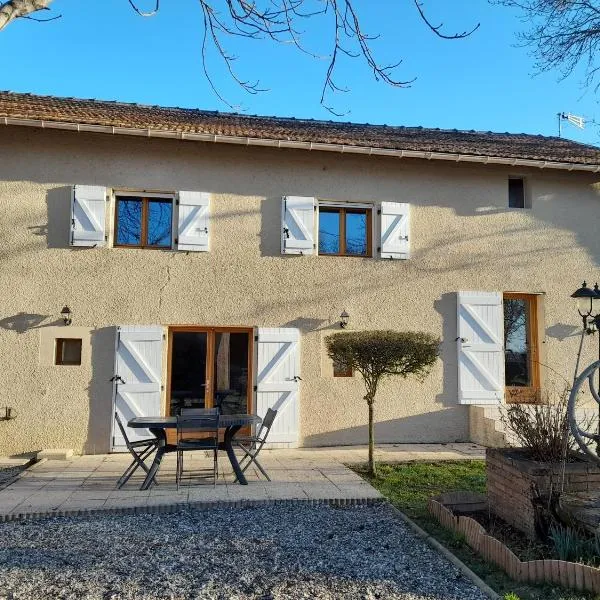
558, 112, 585, 137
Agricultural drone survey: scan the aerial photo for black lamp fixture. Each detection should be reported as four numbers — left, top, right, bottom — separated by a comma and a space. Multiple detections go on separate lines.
340, 310, 350, 329
60, 306, 72, 326
571, 282, 600, 332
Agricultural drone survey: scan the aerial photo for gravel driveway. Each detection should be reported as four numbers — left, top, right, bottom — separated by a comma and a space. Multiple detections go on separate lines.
0, 503, 489, 600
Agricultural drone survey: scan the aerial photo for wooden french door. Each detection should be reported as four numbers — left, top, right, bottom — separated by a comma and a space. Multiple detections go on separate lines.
166, 327, 254, 437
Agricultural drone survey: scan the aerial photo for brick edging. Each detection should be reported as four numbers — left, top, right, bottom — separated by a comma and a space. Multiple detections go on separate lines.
0, 495, 385, 523
387, 504, 500, 600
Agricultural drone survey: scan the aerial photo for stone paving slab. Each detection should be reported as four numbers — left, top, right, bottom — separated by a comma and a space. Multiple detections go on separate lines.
0, 443, 483, 520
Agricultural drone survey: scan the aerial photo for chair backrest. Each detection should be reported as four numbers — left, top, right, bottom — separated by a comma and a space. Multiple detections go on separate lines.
257, 408, 278, 442
176, 414, 220, 444
114, 412, 134, 450
180, 408, 219, 416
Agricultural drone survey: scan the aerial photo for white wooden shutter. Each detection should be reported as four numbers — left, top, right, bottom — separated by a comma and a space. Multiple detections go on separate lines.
176, 191, 210, 252
281, 196, 315, 255
379, 201, 410, 259
457, 291, 505, 405
111, 326, 164, 451
70, 185, 107, 246
255, 328, 300, 447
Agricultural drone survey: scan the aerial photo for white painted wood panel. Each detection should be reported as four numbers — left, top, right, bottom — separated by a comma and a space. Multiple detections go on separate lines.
281, 196, 315, 254
255, 327, 300, 446
177, 191, 210, 252
70, 185, 107, 246
111, 326, 164, 450
457, 291, 504, 405
379, 201, 409, 259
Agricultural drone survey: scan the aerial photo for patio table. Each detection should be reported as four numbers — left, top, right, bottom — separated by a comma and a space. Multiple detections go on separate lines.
128, 414, 262, 489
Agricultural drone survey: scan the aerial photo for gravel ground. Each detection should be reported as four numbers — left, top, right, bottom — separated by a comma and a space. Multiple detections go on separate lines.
0, 503, 489, 600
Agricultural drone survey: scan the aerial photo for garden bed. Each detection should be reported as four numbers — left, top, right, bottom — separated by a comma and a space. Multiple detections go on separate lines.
354, 461, 597, 600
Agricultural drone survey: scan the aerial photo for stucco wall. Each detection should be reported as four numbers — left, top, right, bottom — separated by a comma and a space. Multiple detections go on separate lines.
0, 125, 599, 456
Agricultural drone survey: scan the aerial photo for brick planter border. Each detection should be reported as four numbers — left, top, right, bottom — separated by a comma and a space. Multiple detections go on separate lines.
429, 498, 600, 594
486, 448, 600, 538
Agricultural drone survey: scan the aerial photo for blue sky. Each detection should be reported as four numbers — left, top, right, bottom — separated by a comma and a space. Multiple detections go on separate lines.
2, 0, 599, 144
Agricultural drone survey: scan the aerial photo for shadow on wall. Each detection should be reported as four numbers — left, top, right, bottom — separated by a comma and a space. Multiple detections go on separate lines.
0, 313, 62, 333
83, 326, 116, 454
302, 409, 470, 447
46, 186, 72, 249
260, 196, 282, 257
434, 293, 459, 409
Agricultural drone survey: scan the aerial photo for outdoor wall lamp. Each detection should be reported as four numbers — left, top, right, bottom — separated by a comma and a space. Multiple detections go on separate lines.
571, 282, 600, 332
340, 310, 350, 329
60, 306, 72, 326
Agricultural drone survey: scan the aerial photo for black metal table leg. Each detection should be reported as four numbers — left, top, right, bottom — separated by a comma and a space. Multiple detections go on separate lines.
140, 428, 166, 491
223, 424, 247, 485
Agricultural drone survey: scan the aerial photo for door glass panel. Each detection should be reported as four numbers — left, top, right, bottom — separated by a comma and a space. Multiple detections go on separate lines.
345, 211, 367, 255
318, 210, 340, 254
170, 332, 208, 414
116, 197, 142, 245
213, 332, 249, 414
504, 298, 530, 387
147, 199, 173, 247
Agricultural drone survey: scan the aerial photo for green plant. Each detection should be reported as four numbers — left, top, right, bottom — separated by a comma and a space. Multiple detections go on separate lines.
503, 593, 521, 600
326, 330, 439, 475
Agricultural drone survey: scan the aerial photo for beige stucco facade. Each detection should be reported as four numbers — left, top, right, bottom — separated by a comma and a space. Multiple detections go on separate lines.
0, 125, 599, 456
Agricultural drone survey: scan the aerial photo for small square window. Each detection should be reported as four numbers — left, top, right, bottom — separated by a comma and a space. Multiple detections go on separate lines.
333, 357, 353, 377
55, 338, 82, 366
508, 178, 527, 209
318, 205, 372, 256
115, 195, 173, 249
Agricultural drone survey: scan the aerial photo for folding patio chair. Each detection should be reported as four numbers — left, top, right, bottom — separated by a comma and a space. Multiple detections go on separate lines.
114, 412, 159, 489
176, 413, 220, 488
234, 408, 277, 482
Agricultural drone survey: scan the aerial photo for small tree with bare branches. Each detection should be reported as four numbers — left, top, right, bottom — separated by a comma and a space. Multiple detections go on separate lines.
326, 330, 439, 476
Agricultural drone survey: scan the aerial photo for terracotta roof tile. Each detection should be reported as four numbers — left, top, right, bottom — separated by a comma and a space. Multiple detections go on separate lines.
0, 91, 599, 166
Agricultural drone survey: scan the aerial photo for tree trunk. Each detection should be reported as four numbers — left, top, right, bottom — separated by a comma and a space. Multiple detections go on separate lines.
0, 0, 53, 31
368, 400, 375, 476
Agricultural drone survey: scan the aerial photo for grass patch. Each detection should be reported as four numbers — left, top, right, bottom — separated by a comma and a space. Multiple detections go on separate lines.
352, 461, 599, 600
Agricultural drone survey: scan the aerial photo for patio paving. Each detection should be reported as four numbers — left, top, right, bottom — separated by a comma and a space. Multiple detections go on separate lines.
0, 443, 484, 520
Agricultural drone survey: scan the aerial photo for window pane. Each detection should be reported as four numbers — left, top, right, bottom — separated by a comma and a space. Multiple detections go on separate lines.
504, 298, 531, 387
170, 332, 208, 414
213, 332, 249, 414
147, 199, 173, 247
346, 211, 367, 255
319, 210, 340, 254
116, 197, 142, 245
509, 178, 525, 208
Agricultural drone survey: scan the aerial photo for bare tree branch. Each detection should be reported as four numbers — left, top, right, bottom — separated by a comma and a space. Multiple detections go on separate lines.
127, 0, 160, 17
497, 0, 600, 91
0, 0, 54, 31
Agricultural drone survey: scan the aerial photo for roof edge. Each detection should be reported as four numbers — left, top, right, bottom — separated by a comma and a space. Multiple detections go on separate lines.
3, 116, 600, 173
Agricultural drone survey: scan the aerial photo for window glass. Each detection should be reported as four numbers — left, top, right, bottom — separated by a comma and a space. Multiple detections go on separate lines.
116, 197, 142, 245
504, 298, 531, 387
509, 178, 525, 208
333, 357, 353, 377
319, 210, 340, 254
55, 338, 82, 366
147, 199, 172, 247
346, 211, 367, 255
213, 332, 249, 415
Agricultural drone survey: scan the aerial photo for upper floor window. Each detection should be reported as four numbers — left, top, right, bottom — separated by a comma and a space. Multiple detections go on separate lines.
115, 195, 173, 249
318, 205, 372, 257
508, 177, 528, 209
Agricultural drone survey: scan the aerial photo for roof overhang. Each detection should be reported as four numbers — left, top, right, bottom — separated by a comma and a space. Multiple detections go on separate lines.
3, 116, 600, 174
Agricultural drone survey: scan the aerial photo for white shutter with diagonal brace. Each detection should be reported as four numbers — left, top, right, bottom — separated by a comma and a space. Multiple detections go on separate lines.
379, 202, 410, 259
176, 191, 210, 252
281, 196, 315, 255
111, 326, 164, 451
255, 328, 300, 446
457, 292, 505, 405
71, 185, 107, 247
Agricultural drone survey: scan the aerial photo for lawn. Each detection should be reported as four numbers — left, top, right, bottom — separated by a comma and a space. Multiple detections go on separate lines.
353, 461, 599, 600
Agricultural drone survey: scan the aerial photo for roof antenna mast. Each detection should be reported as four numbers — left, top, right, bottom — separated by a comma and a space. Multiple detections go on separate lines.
558, 112, 585, 137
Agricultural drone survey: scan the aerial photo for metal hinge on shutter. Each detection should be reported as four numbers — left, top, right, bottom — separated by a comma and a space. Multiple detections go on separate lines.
377, 209, 381, 215
253, 385, 258, 392
175, 198, 180, 206
254, 334, 259, 342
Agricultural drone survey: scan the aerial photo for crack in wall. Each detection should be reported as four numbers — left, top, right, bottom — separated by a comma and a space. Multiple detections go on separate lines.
157, 260, 173, 320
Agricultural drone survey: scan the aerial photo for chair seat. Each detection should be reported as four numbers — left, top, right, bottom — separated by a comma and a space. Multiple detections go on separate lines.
177, 437, 218, 449
129, 438, 158, 448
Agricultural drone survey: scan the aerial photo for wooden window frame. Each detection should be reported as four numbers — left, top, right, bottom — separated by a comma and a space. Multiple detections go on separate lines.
114, 194, 174, 250
54, 338, 82, 366
318, 204, 372, 257
503, 293, 541, 404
